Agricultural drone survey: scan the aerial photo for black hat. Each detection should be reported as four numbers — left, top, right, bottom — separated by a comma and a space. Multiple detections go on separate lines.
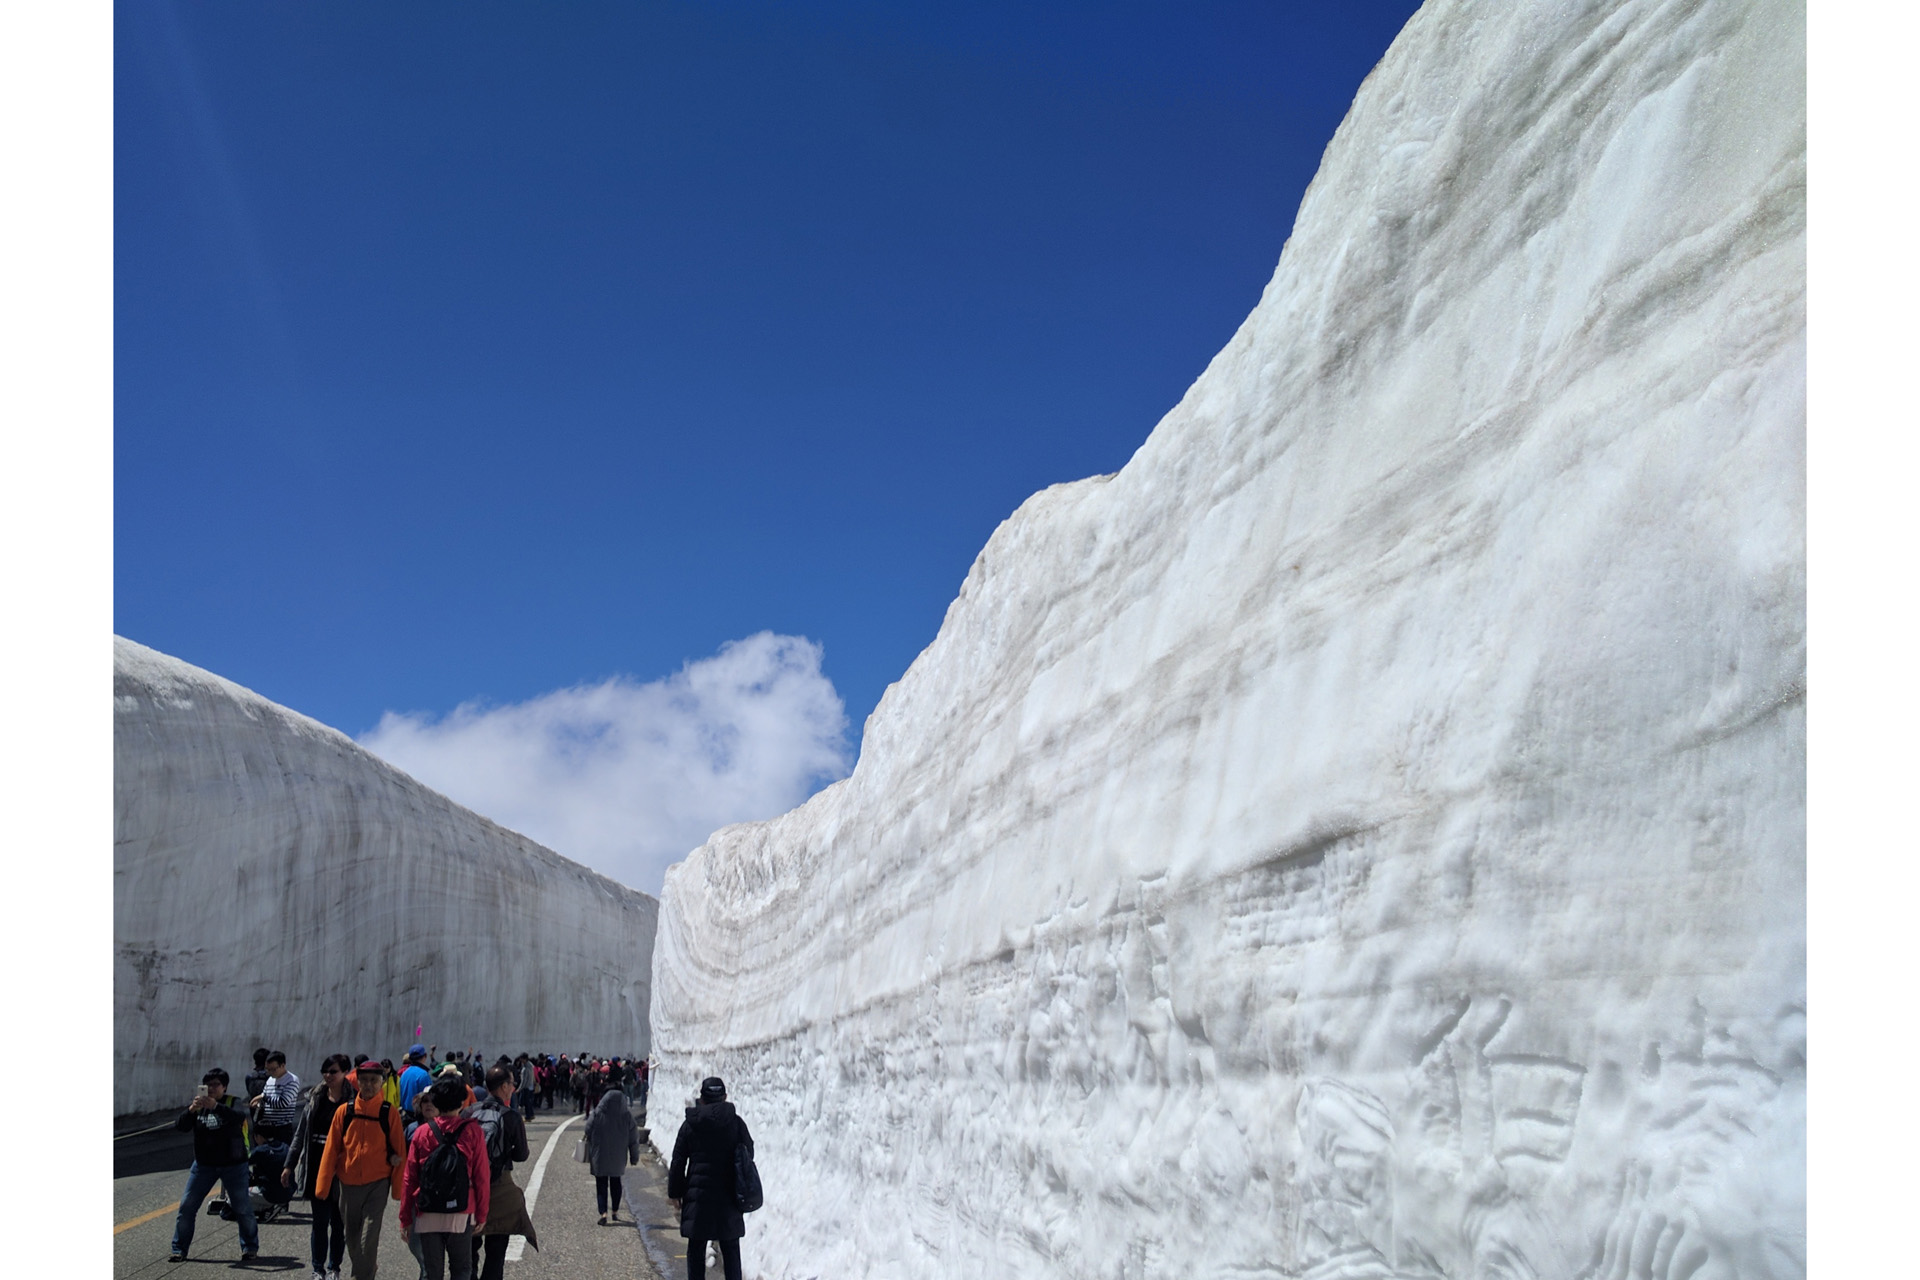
699, 1077, 726, 1101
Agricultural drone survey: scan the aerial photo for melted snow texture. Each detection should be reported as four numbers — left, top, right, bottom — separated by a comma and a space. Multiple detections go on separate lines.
115, 637, 658, 1116
652, 1, 1805, 1276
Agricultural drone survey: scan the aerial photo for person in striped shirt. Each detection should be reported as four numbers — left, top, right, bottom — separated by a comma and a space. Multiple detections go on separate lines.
252, 1051, 303, 1144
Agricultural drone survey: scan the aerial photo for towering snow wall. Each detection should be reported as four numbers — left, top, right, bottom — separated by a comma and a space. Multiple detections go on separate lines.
115, 637, 658, 1117
653, 1, 1804, 1276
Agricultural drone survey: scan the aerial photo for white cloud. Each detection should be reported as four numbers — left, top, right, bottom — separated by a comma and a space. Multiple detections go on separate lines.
359, 632, 852, 895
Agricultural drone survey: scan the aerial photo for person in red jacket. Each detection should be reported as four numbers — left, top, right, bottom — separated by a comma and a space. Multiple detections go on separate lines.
400, 1076, 492, 1280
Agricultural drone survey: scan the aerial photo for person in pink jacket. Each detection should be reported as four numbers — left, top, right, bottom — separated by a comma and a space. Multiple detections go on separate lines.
399, 1077, 492, 1280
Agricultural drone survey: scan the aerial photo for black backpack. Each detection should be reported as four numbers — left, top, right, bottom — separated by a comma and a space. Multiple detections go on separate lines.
345, 1100, 399, 1161
733, 1135, 763, 1214
416, 1118, 472, 1214
465, 1102, 509, 1176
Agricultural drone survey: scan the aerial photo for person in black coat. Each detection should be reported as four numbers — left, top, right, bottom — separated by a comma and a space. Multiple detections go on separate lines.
282, 1053, 355, 1278
667, 1077, 753, 1280
168, 1068, 260, 1262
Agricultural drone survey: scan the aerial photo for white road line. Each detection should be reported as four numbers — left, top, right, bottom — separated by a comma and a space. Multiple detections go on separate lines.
507, 1114, 579, 1262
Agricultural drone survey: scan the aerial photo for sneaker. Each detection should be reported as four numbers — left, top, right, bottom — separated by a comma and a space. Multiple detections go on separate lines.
169, 1253, 186, 1263
326, 1270, 341, 1280
240, 1250, 258, 1262
598, 1212, 608, 1225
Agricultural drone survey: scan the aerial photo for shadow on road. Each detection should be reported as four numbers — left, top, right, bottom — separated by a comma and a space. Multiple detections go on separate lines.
115, 1126, 194, 1179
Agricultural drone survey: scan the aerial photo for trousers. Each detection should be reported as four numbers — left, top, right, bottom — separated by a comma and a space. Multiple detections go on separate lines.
170, 1160, 259, 1257
595, 1175, 624, 1215
415, 1225, 475, 1280
476, 1231, 509, 1280
688, 1237, 742, 1280
339, 1180, 391, 1278
310, 1189, 347, 1271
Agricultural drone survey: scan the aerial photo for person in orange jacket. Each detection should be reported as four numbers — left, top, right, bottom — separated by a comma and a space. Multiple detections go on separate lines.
316, 1058, 407, 1280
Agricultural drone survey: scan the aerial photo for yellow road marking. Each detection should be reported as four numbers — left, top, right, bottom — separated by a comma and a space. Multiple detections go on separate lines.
114, 1205, 173, 1235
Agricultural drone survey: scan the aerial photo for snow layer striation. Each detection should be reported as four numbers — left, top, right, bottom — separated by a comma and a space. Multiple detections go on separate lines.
115, 637, 658, 1117
652, 1, 1804, 1276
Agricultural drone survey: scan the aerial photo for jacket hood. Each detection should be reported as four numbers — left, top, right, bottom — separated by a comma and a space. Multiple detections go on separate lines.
687, 1099, 736, 1135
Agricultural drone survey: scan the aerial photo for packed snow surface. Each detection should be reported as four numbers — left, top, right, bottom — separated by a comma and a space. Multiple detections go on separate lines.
652, 0, 1804, 1276
115, 637, 658, 1116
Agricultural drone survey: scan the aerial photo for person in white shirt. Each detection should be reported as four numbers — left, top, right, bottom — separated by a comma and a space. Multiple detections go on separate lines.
251, 1050, 302, 1142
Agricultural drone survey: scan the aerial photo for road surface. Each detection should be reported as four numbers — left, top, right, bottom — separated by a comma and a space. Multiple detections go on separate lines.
113, 1106, 725, 1279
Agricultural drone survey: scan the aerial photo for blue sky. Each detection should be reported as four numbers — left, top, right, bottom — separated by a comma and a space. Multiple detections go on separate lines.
115, 0, 1421, 888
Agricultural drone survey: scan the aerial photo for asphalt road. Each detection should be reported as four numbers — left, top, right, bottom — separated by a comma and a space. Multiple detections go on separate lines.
113, 1107, 707, 1280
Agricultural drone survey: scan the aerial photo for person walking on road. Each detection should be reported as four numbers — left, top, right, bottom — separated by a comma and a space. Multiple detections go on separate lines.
516, 1055, 539, 1120
168, 1068, 260, 1263
397, 1045, 434, 1119
435, 1060, 477, 1111
399, 1076, 491, 1280
571, 1059, 590, 1113
581, 1060, 601, 1116
465, 1064, 538, 1280
668, 1076, 754, 1280
403, 1089, 439, 1143
382, 1058, 403, 1111
400, 1090, 443, 1280
283, 1053, 355, 1280
585, 1084, 642, 1225
317, 1057, 407, 1280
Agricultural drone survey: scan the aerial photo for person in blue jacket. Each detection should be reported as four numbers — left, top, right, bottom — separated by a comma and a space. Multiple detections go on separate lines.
396, 1045, 434, 1118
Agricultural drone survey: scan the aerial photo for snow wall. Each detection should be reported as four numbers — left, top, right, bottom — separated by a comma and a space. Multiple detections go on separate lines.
652, 1, 1804, 1277
115, 637, 658, 1117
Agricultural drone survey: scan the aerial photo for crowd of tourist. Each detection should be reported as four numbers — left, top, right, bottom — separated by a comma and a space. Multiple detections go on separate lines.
168, 1043, 650, 1280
